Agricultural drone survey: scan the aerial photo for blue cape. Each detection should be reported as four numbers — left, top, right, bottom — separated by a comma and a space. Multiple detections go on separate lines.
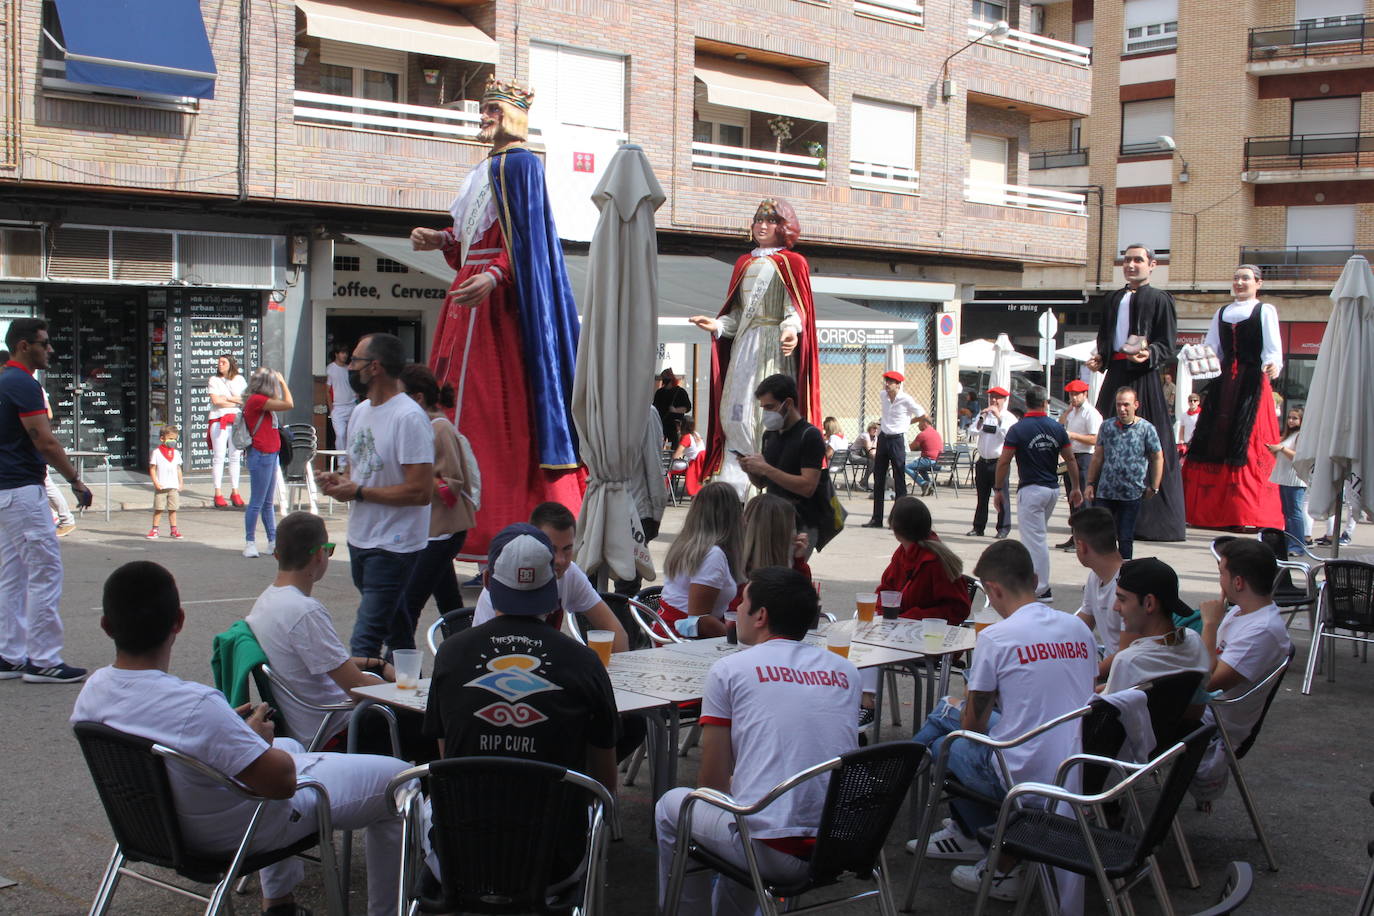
490, 147, 581, 469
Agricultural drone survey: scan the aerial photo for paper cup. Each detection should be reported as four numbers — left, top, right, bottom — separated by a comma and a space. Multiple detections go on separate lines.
825, 630, 852, 658
587, 630, 614, 667
855, 593, 877, 623
921, 619, 950, 648
879, 590, 902, 620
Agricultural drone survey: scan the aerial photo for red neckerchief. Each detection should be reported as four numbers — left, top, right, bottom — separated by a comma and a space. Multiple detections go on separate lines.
1187, 407, 1201, 416
157, 445, 177, 462
4, 360, 32, 375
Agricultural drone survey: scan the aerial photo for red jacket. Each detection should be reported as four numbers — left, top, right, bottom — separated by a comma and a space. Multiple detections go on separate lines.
876, 539, 971, 624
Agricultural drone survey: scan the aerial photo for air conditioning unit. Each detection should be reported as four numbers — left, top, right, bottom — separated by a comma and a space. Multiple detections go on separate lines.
461, 100, 480, 115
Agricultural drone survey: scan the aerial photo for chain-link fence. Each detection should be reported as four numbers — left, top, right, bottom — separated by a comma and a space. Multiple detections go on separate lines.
816, 303, 937, 443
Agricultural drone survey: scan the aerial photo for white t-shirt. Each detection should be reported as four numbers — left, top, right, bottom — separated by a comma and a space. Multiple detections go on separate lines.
326, 362, 356, 411
681, 433, 705, 461
1063, 403, 1102, 455
699, 638, 860, 839
827, 434, 849, 454
661, 545, 738, 620
967, 602, 1096, 789
345, 394, 435, 553
1204, 603, 1291, 742
473, 560, 603, 626
150, 448, 183, 490
1076, 569, 1122, 659
71, 667, 291, 849
207, 374, 248, 421
246, 585, 352, 745
1179, 410, 1199, 445
1104, 628, 1210, 695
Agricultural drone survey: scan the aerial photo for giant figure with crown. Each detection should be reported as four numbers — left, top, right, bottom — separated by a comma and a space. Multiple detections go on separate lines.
411, 77, 582, 560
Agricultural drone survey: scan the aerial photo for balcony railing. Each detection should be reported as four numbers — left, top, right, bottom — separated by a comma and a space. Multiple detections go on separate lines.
1030, 147, 1089, 169
850, 160, 919, 193
294, 90, 554, 148
965, 179, 1086, 215
1240, 245, 1374, 280
691, 141, 826, 181
1244, 132, 1374, 171
965, 19, 1092, 66
1249, 16, 1373, 60
854, 0, 923, 27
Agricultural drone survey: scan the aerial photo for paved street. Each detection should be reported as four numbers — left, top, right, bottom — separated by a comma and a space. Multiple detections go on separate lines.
2, 478, 1371, 915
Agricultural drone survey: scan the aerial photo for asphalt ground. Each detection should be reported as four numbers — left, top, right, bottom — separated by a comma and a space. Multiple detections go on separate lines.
2, 475, 1372, 915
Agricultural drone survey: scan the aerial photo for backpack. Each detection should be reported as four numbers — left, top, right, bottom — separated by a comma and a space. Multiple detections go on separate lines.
232, 405, 267, 451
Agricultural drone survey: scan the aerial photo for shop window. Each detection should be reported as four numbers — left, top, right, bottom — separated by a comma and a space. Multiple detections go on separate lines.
334, 255, 361, 272
377, 257, 409, 273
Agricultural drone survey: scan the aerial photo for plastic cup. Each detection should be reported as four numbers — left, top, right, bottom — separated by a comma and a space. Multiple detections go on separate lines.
879, 590, 902, 621
724, 611, 739, 645
921, 619, 950, 648
393, 649, 421, 689
855, 593, 877, 624
588, 630, 615, 667
825, 630, 852, 658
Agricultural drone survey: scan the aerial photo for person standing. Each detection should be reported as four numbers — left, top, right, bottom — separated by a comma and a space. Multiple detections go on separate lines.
1056, 378, 1102, 549
325, 343, 356, 467
863, 370, 926, 528
207, 354, 247, 509
317, 333, 435, 658
1182, 265, 1285, 530
1086, 244, 1184, 541
1178, 392, 1201, 454
0, 319, 92, 683
1267, 407, 1308, 555
147, 425, 184, 540
741, 374, 831, 554
905, 415, 944, 496
1085, 387, 1163, 560
653, 367, 692, 444
239, 368, 293, 559
995, 386, 1081, 599
968, 386, 1014, 538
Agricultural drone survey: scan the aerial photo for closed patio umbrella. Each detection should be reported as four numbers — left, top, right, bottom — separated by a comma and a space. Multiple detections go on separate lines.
1293, 254, 1374, 556
571, 143, 666, 581
989, 332, 1017, 393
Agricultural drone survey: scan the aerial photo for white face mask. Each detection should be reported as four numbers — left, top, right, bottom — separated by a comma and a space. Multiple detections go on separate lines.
761, 405, 786, 431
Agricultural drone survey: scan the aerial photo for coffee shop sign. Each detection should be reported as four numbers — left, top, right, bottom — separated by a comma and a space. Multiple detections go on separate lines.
817, 327, 894, 347
333, 281, 447, 300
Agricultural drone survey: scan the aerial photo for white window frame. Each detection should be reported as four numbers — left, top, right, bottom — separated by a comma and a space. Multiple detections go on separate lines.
693, 87, 750, 149
972, 0, 1006, 24
528, 41, 627, 132
1296, 0, 1363, 26
1117, 204, 1172, 258
1124, 0, 1179, 53
318, 39, 407, 105
850, 97, 919, 192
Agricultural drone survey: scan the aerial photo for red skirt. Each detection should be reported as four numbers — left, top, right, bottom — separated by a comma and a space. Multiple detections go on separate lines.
1182, 375, 1283, 529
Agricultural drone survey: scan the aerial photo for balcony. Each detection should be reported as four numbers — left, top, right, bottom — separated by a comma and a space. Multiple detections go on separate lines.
295, 91, 488, 143
1249, 16, 1373, 67
691, 141, 826, 182
956, 22, 1092, 119
1030, 148, 1089, 169
1240, 245, 1374, 280
854, 0, 923, 27
965, 180, 1086, 215
849, 160, 919, 194
1242, 132, 1374, 181
965, 20, 1092, 67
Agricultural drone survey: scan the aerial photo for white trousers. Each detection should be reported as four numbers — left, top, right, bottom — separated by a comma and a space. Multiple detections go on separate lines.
655, 786, 811, 916
210, 420, 243, 492
45, 468, 75, 526
195, 738, 414, 916
0, 484, 66, 667
330, 406, 353, 468
1016, 484, 1059, 594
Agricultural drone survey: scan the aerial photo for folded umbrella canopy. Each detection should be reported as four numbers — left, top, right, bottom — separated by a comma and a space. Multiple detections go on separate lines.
1293, 254, 1374, 556
571, 144, 666, 582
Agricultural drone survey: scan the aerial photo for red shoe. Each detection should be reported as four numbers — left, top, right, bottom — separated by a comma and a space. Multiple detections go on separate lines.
214, 494, 228, 508
230, 492, 245, 508
146, 528, 159, 539
170, 527, 183, 540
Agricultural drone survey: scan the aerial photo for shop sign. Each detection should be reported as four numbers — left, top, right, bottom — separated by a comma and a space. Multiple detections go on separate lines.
1284, 321, 1324, 356
0, 283, 38, 307
332, 281, 447, 300
818, 327, 895, 347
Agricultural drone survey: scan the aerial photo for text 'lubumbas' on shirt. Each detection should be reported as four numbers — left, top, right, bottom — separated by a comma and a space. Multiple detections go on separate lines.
753, 665, 850, 689
1014, 641, 1093, 665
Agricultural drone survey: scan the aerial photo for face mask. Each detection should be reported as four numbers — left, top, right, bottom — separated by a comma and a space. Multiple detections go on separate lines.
761, 405, 786, 431
347, 368, 369, 397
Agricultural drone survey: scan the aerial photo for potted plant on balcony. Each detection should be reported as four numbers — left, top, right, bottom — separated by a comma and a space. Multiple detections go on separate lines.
805, 141, 826, 170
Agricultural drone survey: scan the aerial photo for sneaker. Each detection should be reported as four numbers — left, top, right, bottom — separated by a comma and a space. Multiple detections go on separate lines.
0, 657, 25, 680
861, 520, 885, 529
995, 530, 1010, 539
907, 818, 984, 861
22, 662, 88, 684
146, 528, 159, 539
1056, 537, 1076, 551
266, 539, 276, 555
1315, 536, 1333, 547
56, 523, 76, 537
243, 541, 260, 558
857, 706, 876, 729
950, 858, 1024, 901
1037, 588, 1054, 601
214, 494, 229, 508
966, 529, 984, 537
230, 492, 246, 508
1340, 534, 1353, 546
170, 527, 183, 540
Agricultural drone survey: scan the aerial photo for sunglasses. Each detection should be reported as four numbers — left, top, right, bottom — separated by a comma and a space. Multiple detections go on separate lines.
313, 542, 336, 557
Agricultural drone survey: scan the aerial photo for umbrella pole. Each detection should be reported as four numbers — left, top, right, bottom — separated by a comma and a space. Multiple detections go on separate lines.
1333, 476, 1345, 559
452, 306, 479, 426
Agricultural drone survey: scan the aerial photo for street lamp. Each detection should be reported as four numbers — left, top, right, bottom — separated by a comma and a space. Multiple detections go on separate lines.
1157, 134, 1190, 182
941, 20, 1012, 101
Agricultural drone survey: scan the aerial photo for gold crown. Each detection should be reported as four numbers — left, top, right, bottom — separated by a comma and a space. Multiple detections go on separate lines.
482, 75, 535, 111
753, 198, 781, 222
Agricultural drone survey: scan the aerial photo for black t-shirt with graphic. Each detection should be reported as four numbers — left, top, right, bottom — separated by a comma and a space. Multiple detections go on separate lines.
423, 615, 620, 768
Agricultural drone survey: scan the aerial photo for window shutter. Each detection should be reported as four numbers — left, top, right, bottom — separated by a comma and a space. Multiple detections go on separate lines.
1117, 204, 1172, 255
528, 41, 625, 132
1295, 0, 1363, 22
318, 39, 406, 74
1121, 98, 1175, 149
1286, 205, 1356, 247
1124, 0, 1177, 28
968, 133, 1008, 185
851, 98, 916, 168
1291, 96, 1360, 136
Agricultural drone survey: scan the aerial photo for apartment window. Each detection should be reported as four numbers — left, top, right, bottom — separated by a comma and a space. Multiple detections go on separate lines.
1073, 20, 1094, 48
1287, 205, 1356, 248
693, 86, 748, 148
528, 42, 626, 132
318, 40, 404, 104
972, 0, 1006, 23
376, 258, 408, 273
851, 98, 919, 191
1291, 96, 1360, 137
1296, 0, 1363, 26
1118, 204, 1172, 257
1120, 98, 1174, 155
1124, 0, 1178, 53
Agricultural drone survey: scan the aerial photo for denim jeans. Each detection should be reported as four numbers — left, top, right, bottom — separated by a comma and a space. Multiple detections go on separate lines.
1279, 485, 1309, 552
392, 530, 468, 651
350, 546, 421, 657
914, 699, 1005, 839
243, 447, 278, 543
1096, 496, 1143, 559
905, 456, 938, 487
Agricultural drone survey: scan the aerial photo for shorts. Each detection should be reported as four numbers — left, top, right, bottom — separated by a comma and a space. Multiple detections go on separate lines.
153, 488, 180, 511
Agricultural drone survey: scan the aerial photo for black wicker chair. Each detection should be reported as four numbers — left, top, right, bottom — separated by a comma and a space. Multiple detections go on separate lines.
424, 606, 477, 657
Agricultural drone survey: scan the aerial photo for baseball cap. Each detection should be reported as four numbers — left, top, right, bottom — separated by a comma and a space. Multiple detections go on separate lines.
1117, 557, 1191, 619
1064, 379, 1090, 393
986, 386, 1010, 397
486, 523, 559, 616
882, 370, 905, 383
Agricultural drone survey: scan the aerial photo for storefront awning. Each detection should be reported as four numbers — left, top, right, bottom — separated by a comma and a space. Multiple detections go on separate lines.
295, 0, 498, 65
343, 233, 453, 283
49, 0, 217, 99
693, 57, 836, 123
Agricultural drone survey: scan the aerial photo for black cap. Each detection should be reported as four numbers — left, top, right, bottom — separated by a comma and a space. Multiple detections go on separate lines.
1117, 557, 1191, 619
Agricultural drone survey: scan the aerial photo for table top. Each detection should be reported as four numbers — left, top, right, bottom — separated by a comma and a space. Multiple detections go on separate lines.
67, 451, 112, 462
350, 677, 671, 715
851, 618, 978, 656
658, 632, 919, 670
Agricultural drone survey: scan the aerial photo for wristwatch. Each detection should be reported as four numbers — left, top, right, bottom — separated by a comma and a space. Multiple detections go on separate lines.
355, 485, 366, 502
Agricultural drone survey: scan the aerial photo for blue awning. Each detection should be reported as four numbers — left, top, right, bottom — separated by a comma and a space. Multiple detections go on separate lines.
50, 0, 217, 99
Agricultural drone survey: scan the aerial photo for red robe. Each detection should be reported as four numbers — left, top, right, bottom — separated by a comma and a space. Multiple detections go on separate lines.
703, 249, 822, 478
876, 539, 971, 625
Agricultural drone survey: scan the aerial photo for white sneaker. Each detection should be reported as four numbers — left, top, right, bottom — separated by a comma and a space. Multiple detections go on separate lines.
906, 818, 983, 861
266, 540, 276, 556
243, 541, 259, 558
950, 858, 1024, 901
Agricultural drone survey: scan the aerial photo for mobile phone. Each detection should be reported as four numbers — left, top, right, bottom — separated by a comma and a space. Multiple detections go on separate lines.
730, 449, 746, 458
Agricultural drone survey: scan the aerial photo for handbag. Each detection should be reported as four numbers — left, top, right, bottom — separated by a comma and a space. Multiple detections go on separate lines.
277, 430, 294, 469
814, 467, 848, 552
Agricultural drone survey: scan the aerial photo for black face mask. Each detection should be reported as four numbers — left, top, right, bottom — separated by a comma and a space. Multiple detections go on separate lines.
347, 368, 369, 397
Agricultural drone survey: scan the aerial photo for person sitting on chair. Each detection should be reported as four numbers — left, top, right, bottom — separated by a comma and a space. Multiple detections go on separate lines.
1102, 557, 1209, 695
1069, 507, 1126, 680
655, 566, 861, 915
72, 560, 414, 916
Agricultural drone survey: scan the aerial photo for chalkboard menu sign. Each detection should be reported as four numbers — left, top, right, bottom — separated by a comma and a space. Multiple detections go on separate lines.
173, 290, 261, 472
43, 290, 142, 468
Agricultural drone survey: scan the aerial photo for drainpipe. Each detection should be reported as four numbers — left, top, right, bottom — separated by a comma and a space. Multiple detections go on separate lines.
236, 0, 250, 203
